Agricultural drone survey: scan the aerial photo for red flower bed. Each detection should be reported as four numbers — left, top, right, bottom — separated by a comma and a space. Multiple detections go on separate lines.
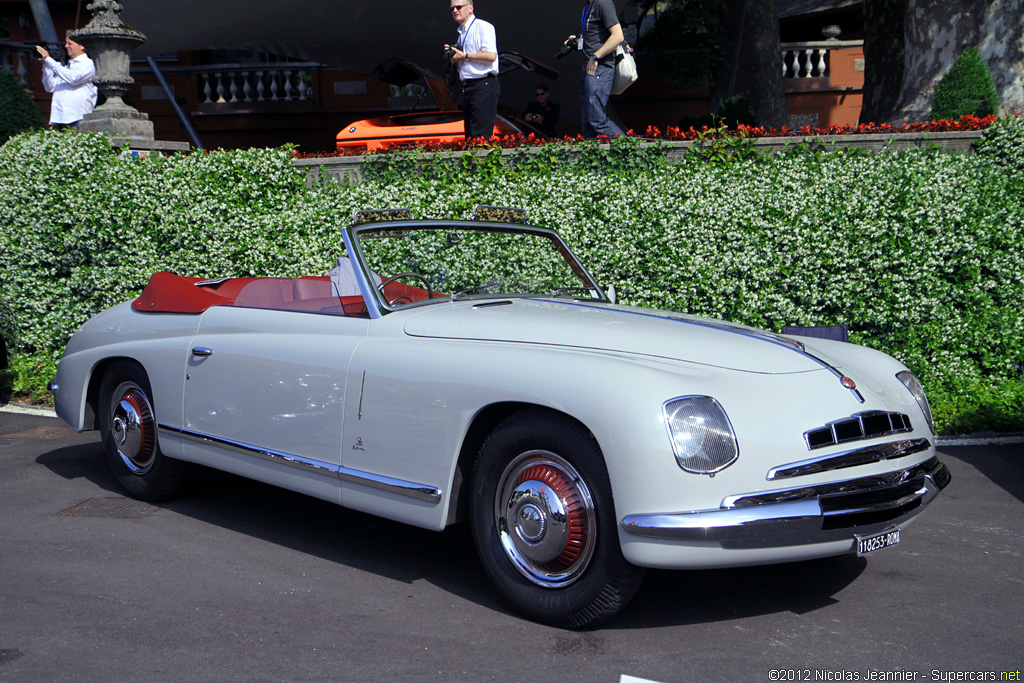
645, 114, 997, 142
293, 115, 997, 160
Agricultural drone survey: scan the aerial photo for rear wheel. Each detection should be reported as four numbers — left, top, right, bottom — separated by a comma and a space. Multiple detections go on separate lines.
470, 410, 645, 628
98, 361, 188, 501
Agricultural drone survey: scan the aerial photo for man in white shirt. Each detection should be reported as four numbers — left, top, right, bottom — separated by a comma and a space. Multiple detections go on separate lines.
444, 0, 499, 139
36, 34, 97, 130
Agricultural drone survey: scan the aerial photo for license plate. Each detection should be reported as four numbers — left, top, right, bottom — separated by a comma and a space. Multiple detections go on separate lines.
856, 528, 901, 556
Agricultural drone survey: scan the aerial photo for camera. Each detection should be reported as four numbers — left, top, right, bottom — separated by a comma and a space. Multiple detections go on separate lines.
27, 40, 68, 63
555, 40, 578, 60
445, 46, 456, 59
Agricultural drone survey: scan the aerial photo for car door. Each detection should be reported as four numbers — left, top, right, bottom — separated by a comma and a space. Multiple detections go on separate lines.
181, 294, 369, 502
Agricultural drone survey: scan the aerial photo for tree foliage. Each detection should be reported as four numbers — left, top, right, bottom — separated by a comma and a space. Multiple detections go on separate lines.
634, 0, 724, 87
0, 70, 46, 144
930, 46, 1000, 122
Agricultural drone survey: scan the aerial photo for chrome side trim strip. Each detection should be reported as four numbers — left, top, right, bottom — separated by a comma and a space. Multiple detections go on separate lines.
160, 424, 337, 476
158, 424, 441, 504
766, 438, 931, 481
337, 467, 441, 503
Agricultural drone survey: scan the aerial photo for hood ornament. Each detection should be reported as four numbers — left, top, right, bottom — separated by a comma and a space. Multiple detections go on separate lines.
839, 375, 864, 403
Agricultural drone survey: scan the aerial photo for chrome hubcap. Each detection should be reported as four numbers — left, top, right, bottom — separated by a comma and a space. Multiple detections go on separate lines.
110, 383, 156, 474
494, 450, 596, 588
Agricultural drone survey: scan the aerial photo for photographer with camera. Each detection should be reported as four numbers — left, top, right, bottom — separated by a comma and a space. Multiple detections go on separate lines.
35, 33, 96, 130
562, 0, 624, 139
444, 0, 499, 140
523, 83, 560, 137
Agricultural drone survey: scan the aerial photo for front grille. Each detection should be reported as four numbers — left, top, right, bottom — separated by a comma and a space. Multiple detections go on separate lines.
727, 455, 949, 511
819, 478, 925, 529
805, 410, 912, 450
767, 438, 931, 480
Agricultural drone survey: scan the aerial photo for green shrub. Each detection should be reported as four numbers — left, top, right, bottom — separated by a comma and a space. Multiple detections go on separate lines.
0, 69, 46, 144
930, 46, 1000, 121
716, 95, 758, 128
974, 113, 1024, 178
2, 127, 1022, 434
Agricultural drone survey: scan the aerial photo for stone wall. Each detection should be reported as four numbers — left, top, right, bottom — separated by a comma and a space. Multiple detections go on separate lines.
293, 130, 985, 186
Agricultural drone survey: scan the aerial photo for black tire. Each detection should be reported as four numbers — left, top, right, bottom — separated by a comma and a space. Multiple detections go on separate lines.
98, 361, 188, 501
470, 410, 645, 628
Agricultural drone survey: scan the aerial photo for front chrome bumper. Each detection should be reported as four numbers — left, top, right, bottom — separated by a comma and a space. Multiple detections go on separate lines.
621, 455, 951, 550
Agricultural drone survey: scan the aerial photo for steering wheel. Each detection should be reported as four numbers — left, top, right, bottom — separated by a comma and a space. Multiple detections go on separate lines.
377, 272, 434, 306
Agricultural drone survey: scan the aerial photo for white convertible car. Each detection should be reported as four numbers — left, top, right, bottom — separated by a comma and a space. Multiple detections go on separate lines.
50, 210, 950, 627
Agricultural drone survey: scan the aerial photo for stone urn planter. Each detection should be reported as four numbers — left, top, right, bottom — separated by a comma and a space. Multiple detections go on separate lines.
73, 0, 155, 140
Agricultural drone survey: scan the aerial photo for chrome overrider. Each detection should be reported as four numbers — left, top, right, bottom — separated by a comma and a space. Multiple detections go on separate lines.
621, 452, 950, 549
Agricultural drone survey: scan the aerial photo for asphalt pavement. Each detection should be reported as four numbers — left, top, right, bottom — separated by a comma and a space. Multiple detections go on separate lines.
1, 407, 1021, 683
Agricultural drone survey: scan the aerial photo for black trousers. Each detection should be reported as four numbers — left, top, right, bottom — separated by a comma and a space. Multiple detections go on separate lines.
461, 74, 500, 139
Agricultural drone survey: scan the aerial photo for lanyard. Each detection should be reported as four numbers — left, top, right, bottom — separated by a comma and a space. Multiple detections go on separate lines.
459, 16, 477, 47
580, 3, 591, 35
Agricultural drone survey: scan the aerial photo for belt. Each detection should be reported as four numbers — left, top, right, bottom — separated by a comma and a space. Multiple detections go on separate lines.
462, 73, 497, 85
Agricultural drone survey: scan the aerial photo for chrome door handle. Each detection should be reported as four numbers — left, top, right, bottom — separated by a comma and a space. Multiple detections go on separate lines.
191, 347, 214, 357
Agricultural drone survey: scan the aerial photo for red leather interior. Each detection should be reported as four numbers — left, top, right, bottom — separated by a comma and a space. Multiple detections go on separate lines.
132, 272, 368, 317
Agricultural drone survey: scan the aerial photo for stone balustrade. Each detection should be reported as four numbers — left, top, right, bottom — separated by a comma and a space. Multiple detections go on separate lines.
189, 63, 320, 104
781, 40, 863, 79
1, 40, 37, 89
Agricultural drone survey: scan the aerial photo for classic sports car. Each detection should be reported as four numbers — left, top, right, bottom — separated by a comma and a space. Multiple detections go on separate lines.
50, 209, 951, 628
336, 54, 556, 152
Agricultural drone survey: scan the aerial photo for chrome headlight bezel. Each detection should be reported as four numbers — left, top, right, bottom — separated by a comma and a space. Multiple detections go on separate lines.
663, 396, 740, 475
896, 370, 935, 435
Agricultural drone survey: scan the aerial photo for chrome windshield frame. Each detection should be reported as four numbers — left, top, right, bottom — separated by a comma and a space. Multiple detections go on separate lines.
342, 220, 609, 316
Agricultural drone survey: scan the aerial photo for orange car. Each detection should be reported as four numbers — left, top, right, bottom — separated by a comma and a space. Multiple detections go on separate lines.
337, 53, 555, 153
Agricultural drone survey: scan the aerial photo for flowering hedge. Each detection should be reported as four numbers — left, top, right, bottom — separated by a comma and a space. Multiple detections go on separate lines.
2, 117, 1022, 435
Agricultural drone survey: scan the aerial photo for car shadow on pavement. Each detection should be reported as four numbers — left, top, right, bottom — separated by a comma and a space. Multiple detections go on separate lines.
36, 438, 868, 628
611, 555, 867, 630
175, 466, 492, 594
35, 441, 499, 612
938, 445, 1024, 504
34, 437, 119, 490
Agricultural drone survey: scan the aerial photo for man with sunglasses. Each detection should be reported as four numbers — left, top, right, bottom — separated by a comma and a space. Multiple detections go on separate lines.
444, 0, 499, 139
523, 82, 560, 137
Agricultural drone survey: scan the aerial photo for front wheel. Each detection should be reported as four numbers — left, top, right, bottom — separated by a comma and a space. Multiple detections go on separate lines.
470, 410, 645, 628
98, 361, 188, 501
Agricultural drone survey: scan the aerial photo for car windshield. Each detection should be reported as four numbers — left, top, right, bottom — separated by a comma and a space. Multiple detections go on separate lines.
350, 223, 605, 310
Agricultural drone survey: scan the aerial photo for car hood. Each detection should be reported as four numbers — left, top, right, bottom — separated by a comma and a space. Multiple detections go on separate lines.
402, 299, 836, 374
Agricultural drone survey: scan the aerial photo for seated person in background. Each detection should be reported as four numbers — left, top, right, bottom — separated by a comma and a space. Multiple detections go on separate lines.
329, 257, 362, 297
329, 257, 383, 297
523, 83, 560, 137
